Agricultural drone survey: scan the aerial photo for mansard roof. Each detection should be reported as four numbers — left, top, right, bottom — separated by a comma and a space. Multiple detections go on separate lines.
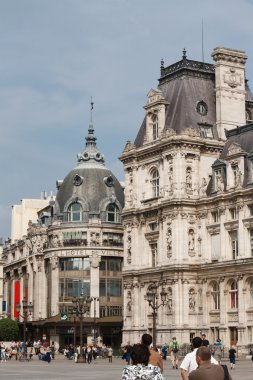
135, 55, 216, 147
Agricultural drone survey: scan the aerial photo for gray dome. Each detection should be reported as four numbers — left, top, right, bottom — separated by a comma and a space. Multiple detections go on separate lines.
54, 121, 124, 221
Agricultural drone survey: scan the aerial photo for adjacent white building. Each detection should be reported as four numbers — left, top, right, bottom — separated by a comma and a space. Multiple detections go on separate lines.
120, 47, 253, 350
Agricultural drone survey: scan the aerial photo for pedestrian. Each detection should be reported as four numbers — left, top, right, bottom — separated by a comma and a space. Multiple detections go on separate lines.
122, 344, 164, 380
229, 346, 236, 370
201, 334, 209, 347
108, 345, 113, 363
124, 342, 132, 365
0, 342, 6, 362
50, 341, 55, 359
169, 337, 180, 369
161, 344, 168, 360
188, 346, 232, 380
141, 333, 163, 373
213, 338, 222, 364
180, 336, 218, 380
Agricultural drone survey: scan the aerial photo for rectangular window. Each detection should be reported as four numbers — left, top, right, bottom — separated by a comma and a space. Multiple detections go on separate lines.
211, 211, 219, 223
200, 125, 213, 138
229, 231, 238, 259
107, 279, 122, 297
229, 208, 238, 220
108, 258, 121, 272
99, 279, 106, 297
151, 244, 157, 267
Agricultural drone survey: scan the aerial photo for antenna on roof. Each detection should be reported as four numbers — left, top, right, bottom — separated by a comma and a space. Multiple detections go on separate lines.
90, 96, 94, 123
202, 17, 205, 63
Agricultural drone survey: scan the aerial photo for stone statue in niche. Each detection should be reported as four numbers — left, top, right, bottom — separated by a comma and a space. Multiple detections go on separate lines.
167, 288, 172, 312
168, 167, 174, 192
126, 291, 132, 313
199, 177, 207, 196
216, 171, 224, 192
167, 228, 172, 257
188, 229, 195, 251
51, 234, 61, 248
189, 289, 196, 311
234, 167, 242, 188
186, 167, 192, 191
127, 234, 132, 263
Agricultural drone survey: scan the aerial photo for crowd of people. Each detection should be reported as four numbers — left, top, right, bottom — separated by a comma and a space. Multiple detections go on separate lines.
0, 340, 55, 363
62, 343, 113, 363
121, 333, 237, 380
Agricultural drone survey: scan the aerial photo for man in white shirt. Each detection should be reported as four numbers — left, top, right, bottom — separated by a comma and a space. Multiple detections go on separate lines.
180, 337, 218, 380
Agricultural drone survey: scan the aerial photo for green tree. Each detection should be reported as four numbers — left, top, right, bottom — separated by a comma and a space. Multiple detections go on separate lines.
0, 318, 19, 341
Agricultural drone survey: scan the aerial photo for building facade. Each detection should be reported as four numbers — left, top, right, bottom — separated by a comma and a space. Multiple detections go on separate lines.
120, 47, 253, 350
2, 119, 124, 348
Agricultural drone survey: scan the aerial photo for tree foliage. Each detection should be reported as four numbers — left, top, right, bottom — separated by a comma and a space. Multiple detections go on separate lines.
0, 318, 19, 341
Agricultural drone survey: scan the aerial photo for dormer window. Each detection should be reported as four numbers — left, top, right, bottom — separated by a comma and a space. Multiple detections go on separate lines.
152, 113, 159, 140
67, 203, 82, 222
199, 124, 213, 138
106, 203, 120, 223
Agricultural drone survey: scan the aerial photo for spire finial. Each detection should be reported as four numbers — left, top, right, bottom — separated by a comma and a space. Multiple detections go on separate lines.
182, 48, 187, 60
90, 96, 94, 123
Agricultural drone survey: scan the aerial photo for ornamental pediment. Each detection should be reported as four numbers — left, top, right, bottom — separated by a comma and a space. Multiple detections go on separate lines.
227, 143, 244, 157
145, 88, 167, 108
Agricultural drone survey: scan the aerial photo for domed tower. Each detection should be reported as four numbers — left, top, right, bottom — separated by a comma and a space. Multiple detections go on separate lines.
42, 106, 124, 348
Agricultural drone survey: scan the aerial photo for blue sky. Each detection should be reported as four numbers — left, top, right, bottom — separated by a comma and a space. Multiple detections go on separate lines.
1, 0, 253, 239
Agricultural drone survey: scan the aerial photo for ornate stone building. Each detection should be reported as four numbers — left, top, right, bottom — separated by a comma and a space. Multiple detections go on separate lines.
2, 118, 124, 347
120, 47, 253, 349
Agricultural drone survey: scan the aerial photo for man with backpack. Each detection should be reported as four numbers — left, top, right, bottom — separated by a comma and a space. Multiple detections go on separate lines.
169, 337, 180, 369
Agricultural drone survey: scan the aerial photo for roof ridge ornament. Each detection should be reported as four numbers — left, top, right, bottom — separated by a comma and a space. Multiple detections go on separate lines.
77, 98, 105, 165
182, 48, 187, 60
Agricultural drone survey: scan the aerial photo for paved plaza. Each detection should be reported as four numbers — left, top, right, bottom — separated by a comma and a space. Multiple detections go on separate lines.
0, 356, 252, 380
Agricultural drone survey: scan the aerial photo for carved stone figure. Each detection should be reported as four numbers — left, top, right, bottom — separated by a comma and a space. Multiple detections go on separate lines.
127, 234, 132, 263
216, 172, 224, 192
188, 229, 195, 251
51, 255, 59, 270
126, 291, 132, 313
199, 177, 207, 196
167, 288, 172, 312
167, 229, 172, 257
89, 251, 101, 268
189, 289, 196, 311
234, 167, 242, 188
186, 168, 192, 191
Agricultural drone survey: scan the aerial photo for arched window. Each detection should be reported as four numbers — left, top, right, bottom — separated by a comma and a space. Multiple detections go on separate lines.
151, 169, 159, 198
250, 280, 253, 308
230, 280, 238, 309
67, 202, 82, 222
106, 203, 120, 223
152, 113, 159, 140
211, 281, 220, 310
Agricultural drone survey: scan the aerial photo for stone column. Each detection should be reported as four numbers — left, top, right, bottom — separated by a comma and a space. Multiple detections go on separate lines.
50, 255, 59, 316
89, 251, 100, 317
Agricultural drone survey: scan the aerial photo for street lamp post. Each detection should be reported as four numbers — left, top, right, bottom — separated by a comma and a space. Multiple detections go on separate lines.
91, 297, 99, 345
146, 284, 168, 348
70, 294, 91, 362
16, 298, 33, 358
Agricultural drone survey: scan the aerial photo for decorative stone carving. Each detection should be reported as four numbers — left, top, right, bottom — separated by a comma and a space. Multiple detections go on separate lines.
227, 143, 243, 156
186, 167, 193, 192
167, 287, 172, 312
123, 140, 136, 153
199, 177, 207, 196
51, 234, 61, 248
127, 233, 132, 264
184, 127, 200, 137
223, 68, 242, 88
216, 172, 224, 192
167, 228, 172, 258
189, 289, 196, 312
126, 291, 132, 314
89, 251, 101, 268
51, 255, 59, 270
90, 232, 100, 246
188, 229, 195, 253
